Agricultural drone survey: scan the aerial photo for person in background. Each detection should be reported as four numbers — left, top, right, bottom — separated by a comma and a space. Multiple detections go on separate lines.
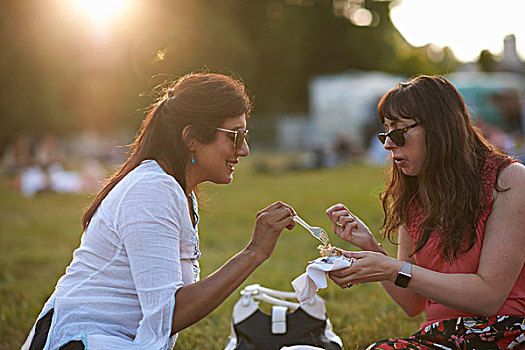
326, 75, 525, 349
23, 72, 296, 350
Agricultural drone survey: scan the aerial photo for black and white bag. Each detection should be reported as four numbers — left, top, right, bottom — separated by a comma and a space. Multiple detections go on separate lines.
225, 284, 343, 350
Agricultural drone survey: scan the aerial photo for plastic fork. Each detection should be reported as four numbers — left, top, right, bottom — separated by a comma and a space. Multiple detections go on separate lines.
293, 215, 330, 246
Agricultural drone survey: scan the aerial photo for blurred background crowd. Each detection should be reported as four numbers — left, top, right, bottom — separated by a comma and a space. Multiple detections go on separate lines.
1, 0, 524, 196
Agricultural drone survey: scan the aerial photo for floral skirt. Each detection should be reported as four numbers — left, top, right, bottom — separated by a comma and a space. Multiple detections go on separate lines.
367, 316, 525, 350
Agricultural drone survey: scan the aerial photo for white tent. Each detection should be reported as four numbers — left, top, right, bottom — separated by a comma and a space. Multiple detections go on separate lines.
309, 70, 405, 148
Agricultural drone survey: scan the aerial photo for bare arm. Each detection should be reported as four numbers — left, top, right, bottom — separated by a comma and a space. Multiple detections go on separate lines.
329, 162, 525, 316
170, 201, 295, 334
326, 206, 426, 316
404, 162, 525, 315
378, 226, 427, 316
327, 203, 426, 316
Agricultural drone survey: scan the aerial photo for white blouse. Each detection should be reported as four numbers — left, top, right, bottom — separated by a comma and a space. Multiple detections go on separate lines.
22, 160, 200, 350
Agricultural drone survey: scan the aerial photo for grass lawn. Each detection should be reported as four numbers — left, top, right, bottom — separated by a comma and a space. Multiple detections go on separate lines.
0, 155, 424, 349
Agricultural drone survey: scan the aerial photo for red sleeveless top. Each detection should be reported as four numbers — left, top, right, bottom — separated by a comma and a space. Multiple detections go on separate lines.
404, 153, 524, 327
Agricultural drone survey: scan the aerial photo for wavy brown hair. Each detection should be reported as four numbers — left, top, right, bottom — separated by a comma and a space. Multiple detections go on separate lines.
82, 72, 251, 231
378, 75, 509, 261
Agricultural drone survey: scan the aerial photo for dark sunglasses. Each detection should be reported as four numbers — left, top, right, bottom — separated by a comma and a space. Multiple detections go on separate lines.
377, 123, 419, 146
216, 127, 249, 150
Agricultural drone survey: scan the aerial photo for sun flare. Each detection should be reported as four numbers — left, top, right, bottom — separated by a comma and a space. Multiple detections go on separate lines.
73, 0, 128, 22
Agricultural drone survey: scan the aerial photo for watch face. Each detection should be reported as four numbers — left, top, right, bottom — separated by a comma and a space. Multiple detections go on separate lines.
395, 261, 412, 288
395, 273, 411, 288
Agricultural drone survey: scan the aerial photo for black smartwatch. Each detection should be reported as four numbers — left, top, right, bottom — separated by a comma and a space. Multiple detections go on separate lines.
394, 261, 412, 288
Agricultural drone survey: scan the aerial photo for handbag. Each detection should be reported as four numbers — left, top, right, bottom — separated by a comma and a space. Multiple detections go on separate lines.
224, 284, 343, 350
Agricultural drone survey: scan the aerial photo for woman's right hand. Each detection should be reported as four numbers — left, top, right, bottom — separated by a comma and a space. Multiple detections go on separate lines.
245, 201, 296, 262
326, 203, 378, 251
172, 201, 295, 333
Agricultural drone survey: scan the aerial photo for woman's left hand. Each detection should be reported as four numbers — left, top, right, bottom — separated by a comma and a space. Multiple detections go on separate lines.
328, 250, 401, 288
326, 203, 378, 251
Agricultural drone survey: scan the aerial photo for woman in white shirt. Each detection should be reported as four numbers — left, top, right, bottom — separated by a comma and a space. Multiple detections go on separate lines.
23, 72, 296, 350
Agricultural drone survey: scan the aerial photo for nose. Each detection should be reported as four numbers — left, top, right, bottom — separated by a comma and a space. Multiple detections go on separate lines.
382, 135, 397, 151
236, 139, 250, 157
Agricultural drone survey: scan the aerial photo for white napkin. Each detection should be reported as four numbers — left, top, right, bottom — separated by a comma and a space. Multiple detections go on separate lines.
291, 256, 355, 303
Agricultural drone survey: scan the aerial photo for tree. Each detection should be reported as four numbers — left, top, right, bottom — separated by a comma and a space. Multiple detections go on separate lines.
0, 0, 457, 148
478, 49, 497, 72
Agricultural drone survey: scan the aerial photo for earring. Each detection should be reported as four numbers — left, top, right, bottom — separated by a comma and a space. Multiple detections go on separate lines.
191, 153, 196, 164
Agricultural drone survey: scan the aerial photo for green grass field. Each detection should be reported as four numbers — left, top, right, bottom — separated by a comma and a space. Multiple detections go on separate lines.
0, 156, 424, 349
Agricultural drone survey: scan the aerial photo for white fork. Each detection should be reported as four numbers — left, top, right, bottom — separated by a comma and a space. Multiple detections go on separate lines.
293, 215, 330, 246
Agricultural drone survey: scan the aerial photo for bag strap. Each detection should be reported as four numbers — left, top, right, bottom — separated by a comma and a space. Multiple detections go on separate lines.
253, 293, 300, 309
256, 285, 300, 300
271, 306, 288, 334
239, 284, 326, 320
242, 284, 299, 308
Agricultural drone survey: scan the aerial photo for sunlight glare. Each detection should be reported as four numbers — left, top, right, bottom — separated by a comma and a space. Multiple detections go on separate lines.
391, 0, 525, 62
74, 0, 127, 22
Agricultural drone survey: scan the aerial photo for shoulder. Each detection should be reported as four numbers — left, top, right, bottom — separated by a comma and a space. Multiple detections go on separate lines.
132, 160, 182, 188
122, 161, 186, 206
497, 161, 525, 190
485, 161, 525, 258
492, 162, 525, 208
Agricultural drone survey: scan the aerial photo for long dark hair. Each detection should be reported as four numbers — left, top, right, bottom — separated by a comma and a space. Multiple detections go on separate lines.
82, 72, 251, 230
378, 75, 509, 261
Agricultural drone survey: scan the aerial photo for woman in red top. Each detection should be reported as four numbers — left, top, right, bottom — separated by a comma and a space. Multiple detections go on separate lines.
327, 75, 525, 349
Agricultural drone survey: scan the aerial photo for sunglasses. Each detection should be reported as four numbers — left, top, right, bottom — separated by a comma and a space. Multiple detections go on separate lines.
216, 127, 249, 150
377, 123, 419, 147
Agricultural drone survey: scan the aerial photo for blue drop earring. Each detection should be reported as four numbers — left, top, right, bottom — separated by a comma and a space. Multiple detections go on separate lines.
191, 153, 196, 164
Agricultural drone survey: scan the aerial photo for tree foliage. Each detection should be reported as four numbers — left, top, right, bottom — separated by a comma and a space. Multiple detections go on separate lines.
0, 0, 456, 147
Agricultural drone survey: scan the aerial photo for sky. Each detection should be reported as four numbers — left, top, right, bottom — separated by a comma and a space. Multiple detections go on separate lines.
390, 0, 525, 62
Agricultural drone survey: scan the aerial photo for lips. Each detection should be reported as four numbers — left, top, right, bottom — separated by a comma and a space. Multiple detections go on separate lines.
393, 156, 405, 166
226, 160, 237, 170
